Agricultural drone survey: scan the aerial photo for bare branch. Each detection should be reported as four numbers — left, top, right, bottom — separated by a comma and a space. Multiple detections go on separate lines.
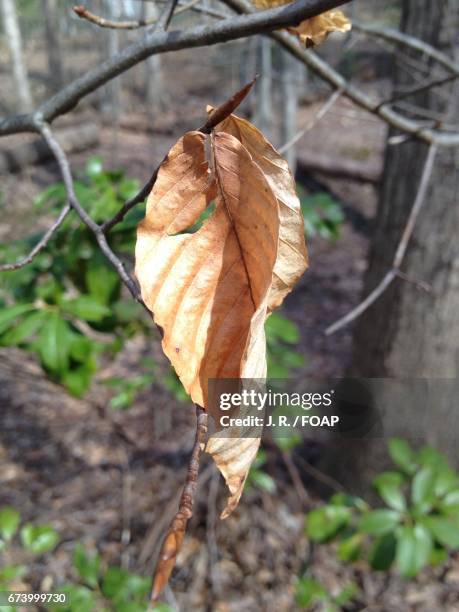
151, 406, 208, 603
325, 144, 438, 335
35, 120, 145, 305
278, 88, 342, 154
0, 0, 350, 136
157, 0, 181, 31
0, 203, 71, 271
72, 0, 200, 30
353, 21, 459, 77
221, 0, 459, 147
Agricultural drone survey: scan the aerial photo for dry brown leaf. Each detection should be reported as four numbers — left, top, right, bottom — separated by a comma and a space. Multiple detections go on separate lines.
251, 1, 351, 46
136, 130, 279, 409
136, 107, 307, 521
213, 112, 308, 310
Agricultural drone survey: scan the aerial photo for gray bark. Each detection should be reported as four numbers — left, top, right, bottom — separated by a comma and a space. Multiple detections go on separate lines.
325, 0, 459, 490
1, 0, 33, 112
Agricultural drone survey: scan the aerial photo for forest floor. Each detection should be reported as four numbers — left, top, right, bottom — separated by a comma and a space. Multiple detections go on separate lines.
1, 61, 459, 611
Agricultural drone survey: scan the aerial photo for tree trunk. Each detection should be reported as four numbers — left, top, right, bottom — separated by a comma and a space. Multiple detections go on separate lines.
41, 0, 64, 91
1, 0, 33, 112
325, 0, 459, 489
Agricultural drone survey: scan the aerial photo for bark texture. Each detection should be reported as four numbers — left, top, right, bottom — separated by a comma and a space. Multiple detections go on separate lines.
322, 0, 459, 489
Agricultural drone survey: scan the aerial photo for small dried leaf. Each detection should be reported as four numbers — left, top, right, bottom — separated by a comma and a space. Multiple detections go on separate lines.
251, 1, 351, 46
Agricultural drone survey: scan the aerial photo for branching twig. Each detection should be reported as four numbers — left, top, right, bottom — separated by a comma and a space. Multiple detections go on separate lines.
325, 144, 438, 335
0, 203, 71, 271
73, 0, 200, 30
0, 0, 350, 136
220, 0, 459, 147
35, 119, 144, 305
278, 88, 342, 154
352, 21, 459, 77
151, 406, 208, 603
157, 0, 181, 31
102, 77, 257, 232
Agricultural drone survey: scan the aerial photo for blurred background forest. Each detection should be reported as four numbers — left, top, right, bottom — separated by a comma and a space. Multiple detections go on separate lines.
0, 0, 458, 610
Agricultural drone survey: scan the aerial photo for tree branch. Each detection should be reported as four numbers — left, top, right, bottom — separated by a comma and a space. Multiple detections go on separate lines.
0, 0, 350, 136
151, 406, 208, 603
0, 203, 71, 271
221, 0, 459, 147
325, 144, 438, 335
73, 0, 200, 30
352, 21, 459, 77
35, 119, 144, 305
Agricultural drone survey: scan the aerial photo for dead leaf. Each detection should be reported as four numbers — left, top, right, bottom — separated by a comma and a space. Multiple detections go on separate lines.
251, 1, 351, 46
136, 130, 279, 409
213, 112, 308, 310
136, 106, 307, 521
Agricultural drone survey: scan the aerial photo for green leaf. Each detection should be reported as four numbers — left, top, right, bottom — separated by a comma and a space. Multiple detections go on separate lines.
62, 362, 95, 397
0, 507, 20, 541
61, 296, 111, 323
101, 567, 150, 602
359, 509, 401, 536
249, 469, 276, 494
86, 156, 103, 177
373, 471, 407, 512
395, 524, 432, 577
337, 532, 363, 562
0, 310, 46, 346
295, 577, 327, 607
74, 544, 101, 588
412, 467, 436, 512
369, 533, 397, 571
441, 489, 459, 515
266, 313, 300, 344
20, 523, 59, 554
0, 564, 26, 582
0, 303, 34, 335
388, 438, 417, 475
85, 259, 119, 305
306, 505, 351, 542
423, 516, 459, 548
48, 584, 96, 612
334, 582, 359, 606
38, 313, 71, 374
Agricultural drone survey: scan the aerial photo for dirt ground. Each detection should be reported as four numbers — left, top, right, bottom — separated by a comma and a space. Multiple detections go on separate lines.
1, 44, 459, 611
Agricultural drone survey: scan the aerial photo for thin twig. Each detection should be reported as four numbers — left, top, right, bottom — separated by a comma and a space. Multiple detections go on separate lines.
377, 73, 458, 111
281, 450, 310, 506
35, 119, 144, 305
352, 21, 459, 77
325, 144, 438, 335
0, 203, 71, 271
102, 77, 257, 232
278, 88, 342, 154
0, 0, 351, 137
295, 455, 345, 493
151, 406, 208, 603
73, 0, 200, 30
157, 0, 181, 31
220, 0, 459, 147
